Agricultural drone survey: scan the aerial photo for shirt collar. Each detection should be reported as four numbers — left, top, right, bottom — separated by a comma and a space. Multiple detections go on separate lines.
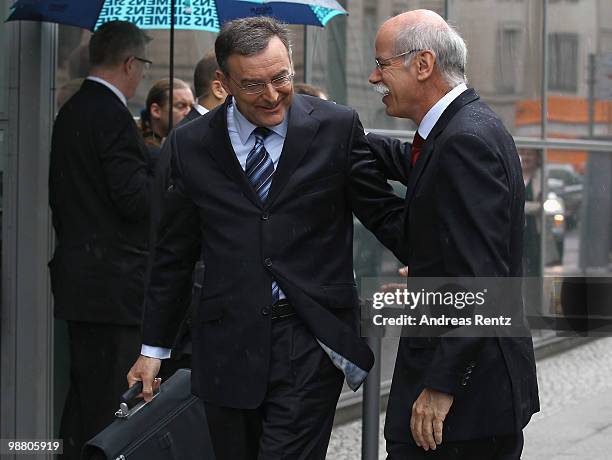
417, 83, 467, 139
230, 98, 288, 144
194, 103, 209, 116
86, 76, 128, 106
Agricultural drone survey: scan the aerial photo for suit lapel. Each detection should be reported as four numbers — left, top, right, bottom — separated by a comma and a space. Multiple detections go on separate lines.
265, 95, 319, 207
404, 88, 480, 205
202, 100, 263, 207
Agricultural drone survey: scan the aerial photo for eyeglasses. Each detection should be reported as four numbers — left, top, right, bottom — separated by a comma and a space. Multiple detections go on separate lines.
229, 73, 295, 95
133, 56, 153, 70
375, 49, 422, 71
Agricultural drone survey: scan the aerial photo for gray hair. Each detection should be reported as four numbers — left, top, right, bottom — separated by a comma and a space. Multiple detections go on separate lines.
215, 16, 292, 75
395, 21, 467, 87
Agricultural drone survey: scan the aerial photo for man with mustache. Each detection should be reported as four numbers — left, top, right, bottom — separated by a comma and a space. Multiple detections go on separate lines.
129, 16, 407, 460
367, 9, 539, 459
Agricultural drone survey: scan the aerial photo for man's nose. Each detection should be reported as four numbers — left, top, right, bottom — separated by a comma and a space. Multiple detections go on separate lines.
261, 83, 279, 102
368, 67, 381, 84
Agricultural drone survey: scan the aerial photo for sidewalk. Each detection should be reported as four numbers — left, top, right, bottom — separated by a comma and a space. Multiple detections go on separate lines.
328, 337, 612, 459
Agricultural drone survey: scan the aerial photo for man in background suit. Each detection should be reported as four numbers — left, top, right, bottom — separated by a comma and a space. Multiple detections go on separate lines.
49, 21, 154, 459
129, 16, 407, 460
182, 51, 228, 124
367, 10, 539, 459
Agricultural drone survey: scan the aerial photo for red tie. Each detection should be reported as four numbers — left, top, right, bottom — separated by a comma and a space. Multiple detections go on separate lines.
411, 132, 425, 167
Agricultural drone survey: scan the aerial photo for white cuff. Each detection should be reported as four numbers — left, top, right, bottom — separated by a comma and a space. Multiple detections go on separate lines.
141, 344, 171, 359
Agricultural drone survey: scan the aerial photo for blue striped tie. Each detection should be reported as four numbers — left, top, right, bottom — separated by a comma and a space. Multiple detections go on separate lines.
246, 127, 279, 304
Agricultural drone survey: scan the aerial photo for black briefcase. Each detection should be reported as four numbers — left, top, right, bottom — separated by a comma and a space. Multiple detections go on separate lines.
82, 368, 215, 460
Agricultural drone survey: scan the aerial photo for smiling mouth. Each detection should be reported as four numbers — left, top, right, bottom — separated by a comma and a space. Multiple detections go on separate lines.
259, 102, 281, 112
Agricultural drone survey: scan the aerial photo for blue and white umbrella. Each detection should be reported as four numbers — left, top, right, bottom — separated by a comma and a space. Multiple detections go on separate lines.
7, 0, 347, 31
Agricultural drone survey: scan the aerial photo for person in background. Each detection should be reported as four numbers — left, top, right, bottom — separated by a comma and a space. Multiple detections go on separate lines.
49, 21, 153, 459
520, 148, 543, 277
56, 78, 85, 110
367, 9, 539, 459
139, 78, 193, 158
181, 51, 228, 125
294, 82, 328, 100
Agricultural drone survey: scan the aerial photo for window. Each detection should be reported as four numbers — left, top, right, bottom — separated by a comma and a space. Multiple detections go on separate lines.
497, 26, 522, 94
548, 33, 579, 92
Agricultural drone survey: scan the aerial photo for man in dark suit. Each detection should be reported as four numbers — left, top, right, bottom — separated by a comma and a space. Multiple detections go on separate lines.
49, 21, 154, 459
129, 16, 407, 460
367, 10, 539, 459
150, 52, 227, 381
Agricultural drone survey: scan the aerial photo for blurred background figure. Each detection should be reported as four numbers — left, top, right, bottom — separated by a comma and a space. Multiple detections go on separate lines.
520, 148, 543, 277
294, 82, 328, 100
139, 78, 193, 158
56, 78, 84, 110
181, 51, 227, 124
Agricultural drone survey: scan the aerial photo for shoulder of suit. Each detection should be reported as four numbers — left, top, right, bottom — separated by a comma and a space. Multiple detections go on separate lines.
444, 99, 510, 140
58, 84, 132, 126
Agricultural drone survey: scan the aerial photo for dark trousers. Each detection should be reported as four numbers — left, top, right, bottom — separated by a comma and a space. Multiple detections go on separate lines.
203, 316, 344, 460
59, 321, 141, 459
387, 433, 524, 460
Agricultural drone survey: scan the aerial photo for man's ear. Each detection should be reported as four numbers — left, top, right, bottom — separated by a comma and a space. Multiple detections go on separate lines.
216, 70, 233, 96
150, 102, 162, 120
211, 80, 228, 100
415, 50, 436, 82
123, 56, 135, 76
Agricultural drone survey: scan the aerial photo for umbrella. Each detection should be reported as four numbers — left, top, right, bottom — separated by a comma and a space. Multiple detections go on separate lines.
6, 0, 347, 128
6, 0, 347, 32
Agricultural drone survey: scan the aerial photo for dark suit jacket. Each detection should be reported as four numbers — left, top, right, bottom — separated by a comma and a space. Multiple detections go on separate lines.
143, 94, 407, 408
49, 79, 153, 325
369, 88, 539, 442
145, 105, 208, 358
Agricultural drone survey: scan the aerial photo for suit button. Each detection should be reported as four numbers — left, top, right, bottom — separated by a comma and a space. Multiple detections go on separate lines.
264, 258, 272, 267
461, 380, 468, 386
261, 213, 269, 221
466, 368, 473, 374
261, 307, 270, 316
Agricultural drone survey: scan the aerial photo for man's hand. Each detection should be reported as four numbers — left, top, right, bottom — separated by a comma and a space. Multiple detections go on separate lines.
411, 387, 454, 451
127, 355, 162, 402
379, 266, 410, 292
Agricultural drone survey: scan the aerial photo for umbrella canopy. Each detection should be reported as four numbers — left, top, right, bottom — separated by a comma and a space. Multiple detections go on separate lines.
6, 0, 347, 31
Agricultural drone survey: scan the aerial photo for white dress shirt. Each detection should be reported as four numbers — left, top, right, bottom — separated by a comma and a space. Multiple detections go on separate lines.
417, 83, 467, 139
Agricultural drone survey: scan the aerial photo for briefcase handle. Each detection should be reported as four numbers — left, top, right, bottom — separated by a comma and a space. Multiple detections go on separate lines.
115, 382, 160, 419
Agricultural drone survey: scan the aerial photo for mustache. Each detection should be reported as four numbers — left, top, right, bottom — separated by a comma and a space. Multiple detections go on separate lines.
372, 84, 390, 96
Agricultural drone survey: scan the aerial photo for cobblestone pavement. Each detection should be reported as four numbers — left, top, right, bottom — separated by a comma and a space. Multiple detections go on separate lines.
327, 337, 612, 460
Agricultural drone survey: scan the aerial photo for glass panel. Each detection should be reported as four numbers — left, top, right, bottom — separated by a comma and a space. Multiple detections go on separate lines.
448, 0, 543, 137
539, 148, 612, 279
0, 127, 4, 269
547, 0, 612, 140
0, 0, 8, 116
